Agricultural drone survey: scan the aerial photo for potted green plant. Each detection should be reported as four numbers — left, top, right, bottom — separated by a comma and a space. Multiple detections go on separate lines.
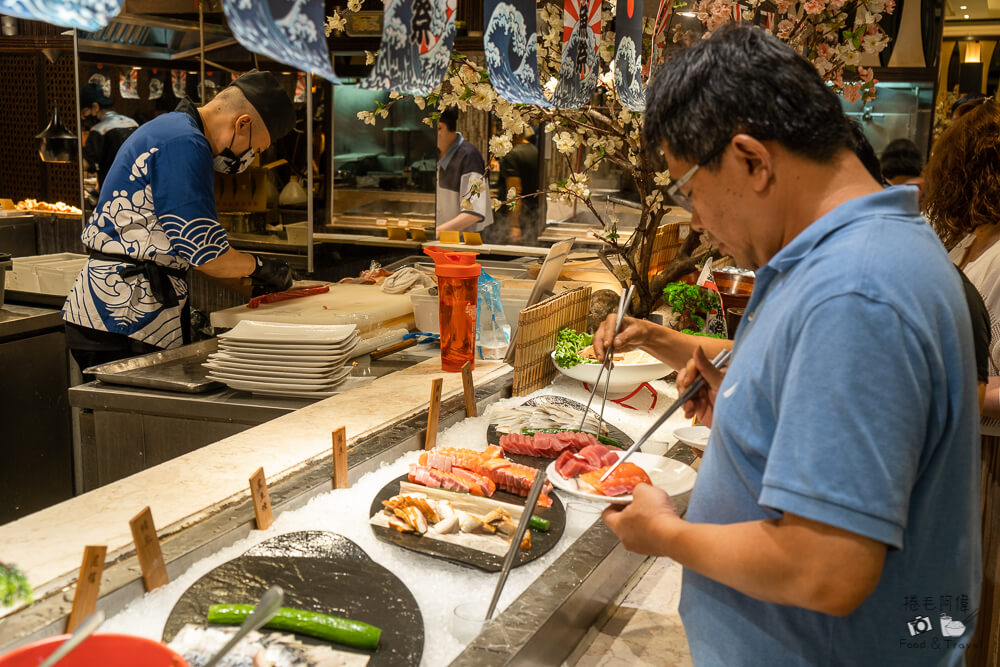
662, 281, 724, 337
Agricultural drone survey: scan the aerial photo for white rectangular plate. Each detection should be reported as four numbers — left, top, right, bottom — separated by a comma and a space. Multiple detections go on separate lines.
203, 363, 351, 383
219, 320, 358, 344
208, 351, 346, 368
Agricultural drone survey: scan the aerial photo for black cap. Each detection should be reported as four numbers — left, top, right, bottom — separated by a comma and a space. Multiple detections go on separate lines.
81, 82, 112, 108
229, 70, 296, 142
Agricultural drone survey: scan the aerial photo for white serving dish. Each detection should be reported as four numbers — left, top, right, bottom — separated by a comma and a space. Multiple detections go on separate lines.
209, 349, 350, 364
217, 343, 357, 359
546, 452, 697, 505
206, 365, 352, 386
217, 334, 359, 352
673, 425, 711, 451
550, 351, 672, 392
203, 360, 347, 379
218, 320, 357, 344
207, 351, 346, 369
206, 368, 351, 392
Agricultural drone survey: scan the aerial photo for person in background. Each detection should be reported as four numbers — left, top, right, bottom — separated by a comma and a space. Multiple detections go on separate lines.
80, 82, 138, 192
496, 128, 540, 245
63, 70, 296, 371
595, 24, 980, 665
952, 93, 990, 121
435, 107, 493, 236
922, 98, 1000, 667
880, 138, 924, 187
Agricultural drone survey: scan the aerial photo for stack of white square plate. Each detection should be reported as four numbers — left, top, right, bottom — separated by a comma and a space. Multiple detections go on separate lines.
204, 321, 359, 398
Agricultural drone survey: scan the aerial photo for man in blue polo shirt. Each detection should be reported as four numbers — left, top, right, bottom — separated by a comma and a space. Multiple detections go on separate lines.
594, 25, 981, 665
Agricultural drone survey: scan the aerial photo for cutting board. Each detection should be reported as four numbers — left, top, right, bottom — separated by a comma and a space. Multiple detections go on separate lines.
210, 283, 415, 334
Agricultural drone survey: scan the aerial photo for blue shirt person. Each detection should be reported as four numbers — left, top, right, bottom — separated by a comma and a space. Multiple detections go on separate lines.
593, 25, 981, 666
63, 71, 297, 371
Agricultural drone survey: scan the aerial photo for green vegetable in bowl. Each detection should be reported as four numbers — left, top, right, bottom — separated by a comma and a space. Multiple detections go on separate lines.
0, 562, 32, 607
554, 328, 598, 368
208, 604, 381, 650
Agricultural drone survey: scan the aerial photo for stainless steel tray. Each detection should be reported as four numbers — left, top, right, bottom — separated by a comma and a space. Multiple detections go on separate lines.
84, 339, 222, 393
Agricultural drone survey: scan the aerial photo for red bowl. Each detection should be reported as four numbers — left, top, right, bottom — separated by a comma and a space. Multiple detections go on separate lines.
712, 270, 755, 312
0, 634, 189, 667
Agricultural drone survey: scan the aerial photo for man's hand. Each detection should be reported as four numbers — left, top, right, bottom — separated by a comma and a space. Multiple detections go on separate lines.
593, 314, 649, 362
676, 345, 725, 427
602, 483, 679, 556
250, 257, 294, 293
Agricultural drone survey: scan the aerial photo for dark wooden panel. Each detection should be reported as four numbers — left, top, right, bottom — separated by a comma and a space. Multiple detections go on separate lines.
93, 411, 146, 487
142, 415, 247, 468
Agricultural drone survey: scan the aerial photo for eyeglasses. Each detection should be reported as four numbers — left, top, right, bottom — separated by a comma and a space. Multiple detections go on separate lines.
662, 138, 732, 212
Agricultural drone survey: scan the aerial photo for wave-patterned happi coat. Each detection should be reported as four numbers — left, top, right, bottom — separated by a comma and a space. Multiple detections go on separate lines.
222, 0, 339, 83
361, 0, 458, 95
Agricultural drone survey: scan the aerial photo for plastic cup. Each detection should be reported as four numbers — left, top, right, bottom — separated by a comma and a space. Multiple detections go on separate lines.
452, 601, 487, 644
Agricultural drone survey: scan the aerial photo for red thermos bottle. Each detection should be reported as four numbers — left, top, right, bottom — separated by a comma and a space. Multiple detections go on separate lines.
424, 247, 480, 372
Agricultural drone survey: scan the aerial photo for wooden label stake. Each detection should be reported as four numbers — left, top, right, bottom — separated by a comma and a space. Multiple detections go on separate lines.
461, 361, 477, 418
67, 545, 106, 632
129, 507, 168, 592
249, 467, 274, 530
332, 427, 348, 489
425, 377, 444, 450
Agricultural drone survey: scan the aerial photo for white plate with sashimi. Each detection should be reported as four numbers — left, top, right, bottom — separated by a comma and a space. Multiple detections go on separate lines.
486, 395, 695, 504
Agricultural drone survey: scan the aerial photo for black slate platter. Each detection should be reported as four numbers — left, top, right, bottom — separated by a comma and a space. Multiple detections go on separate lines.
162, 554, 424, 667
244, 530, 369, 560
369, 473, 565, 572
485, 395, 634, 471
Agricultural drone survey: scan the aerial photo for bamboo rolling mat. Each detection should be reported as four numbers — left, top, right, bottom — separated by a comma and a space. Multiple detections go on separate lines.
512, 286, 592, 396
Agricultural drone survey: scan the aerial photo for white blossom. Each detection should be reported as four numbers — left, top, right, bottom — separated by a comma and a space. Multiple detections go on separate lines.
554, 132, 578, 155
490, 134, 513, 157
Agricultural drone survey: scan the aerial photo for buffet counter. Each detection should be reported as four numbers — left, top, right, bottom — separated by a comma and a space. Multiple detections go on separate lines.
0, 346, 695, 664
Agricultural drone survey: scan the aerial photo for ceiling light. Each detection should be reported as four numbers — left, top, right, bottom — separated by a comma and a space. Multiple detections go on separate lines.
960, 4, 967, 8
965, 14, 970, 18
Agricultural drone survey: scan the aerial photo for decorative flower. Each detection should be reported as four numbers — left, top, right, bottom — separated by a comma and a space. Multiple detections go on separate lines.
490, 135, 513, 158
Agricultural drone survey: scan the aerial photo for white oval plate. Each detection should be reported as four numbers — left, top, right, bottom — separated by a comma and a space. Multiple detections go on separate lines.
219, 320, 357, 344
673, 425, 711, 451
546, 452, 697, 505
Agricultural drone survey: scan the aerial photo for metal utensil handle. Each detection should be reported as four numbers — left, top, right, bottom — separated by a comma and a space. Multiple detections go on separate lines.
485, 470, 548, 620
38, 610, 106, 667
580, 285, 634, 431
596, 285, 635, 435
204, 585, 285, 667
599, 349, 731, 483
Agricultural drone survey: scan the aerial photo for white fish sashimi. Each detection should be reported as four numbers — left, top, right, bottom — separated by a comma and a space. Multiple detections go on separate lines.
168, 624, 370, 666
490, 403, 605, 435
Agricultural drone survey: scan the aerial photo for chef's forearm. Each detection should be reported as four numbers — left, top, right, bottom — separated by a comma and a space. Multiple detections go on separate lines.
195, 247, 256, 279
437, 212, 483, 232
641, 324, 733, 371
983, 376, 1000, 419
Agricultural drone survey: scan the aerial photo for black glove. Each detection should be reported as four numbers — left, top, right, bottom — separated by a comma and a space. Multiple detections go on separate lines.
249, 256, 293, 292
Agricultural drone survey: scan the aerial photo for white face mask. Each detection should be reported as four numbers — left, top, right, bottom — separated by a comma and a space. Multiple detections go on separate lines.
213, 122, 255, 174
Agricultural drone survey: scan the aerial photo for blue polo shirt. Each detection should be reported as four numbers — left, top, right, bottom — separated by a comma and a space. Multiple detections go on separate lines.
680, 187, 981, 666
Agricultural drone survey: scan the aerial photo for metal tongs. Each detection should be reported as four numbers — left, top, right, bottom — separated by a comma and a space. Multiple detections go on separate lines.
580, 285, 636, 434
600, 348, 732, 482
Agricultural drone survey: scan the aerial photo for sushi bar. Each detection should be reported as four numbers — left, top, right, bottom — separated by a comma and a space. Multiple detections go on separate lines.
1, 1, 997, 666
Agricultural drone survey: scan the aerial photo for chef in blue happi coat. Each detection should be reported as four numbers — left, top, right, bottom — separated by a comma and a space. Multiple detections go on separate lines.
63, 70, 297, 371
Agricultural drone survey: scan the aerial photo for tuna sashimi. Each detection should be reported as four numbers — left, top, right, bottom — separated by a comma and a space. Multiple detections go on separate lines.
499, 430, 602, 458
579, 462, 651, 497
408, 464, 495, 496
554, 444, 620, 478
481, 459, 553, 507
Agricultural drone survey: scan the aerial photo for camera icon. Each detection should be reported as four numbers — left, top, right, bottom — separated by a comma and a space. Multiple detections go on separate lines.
907, 615, 934, 637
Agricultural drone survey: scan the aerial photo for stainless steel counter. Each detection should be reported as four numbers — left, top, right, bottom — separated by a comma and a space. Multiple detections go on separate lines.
0, 303, 65, 340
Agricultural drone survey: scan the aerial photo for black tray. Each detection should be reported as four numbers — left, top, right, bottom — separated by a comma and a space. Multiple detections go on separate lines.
162, 534, 423, 667
369, 473, 565, 572
485, 395, 634, 471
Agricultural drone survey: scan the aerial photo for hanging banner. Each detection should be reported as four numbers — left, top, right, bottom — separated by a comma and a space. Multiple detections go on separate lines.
88, 72, 111, 98
148, 75, 163, 100
614, 0, 645, 111
483, 0, 551, 107
119, 69, 139, 99
294, 71, 306, 102
360, 0, 457, 96
0, 0, 122, 31
222, 0, 339, 83
171, 70, 187, 98
550, 0, 601, 107
647, 0, 672, 79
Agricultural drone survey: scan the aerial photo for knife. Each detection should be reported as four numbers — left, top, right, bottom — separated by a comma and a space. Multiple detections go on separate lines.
599, 348, 731, 483
485, 468, 548, 620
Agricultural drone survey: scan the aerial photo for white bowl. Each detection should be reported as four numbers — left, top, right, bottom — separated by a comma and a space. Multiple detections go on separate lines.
550, 351, 671, 392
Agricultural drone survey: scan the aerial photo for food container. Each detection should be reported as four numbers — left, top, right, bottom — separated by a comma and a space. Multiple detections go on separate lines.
8, 253, 87, 292
284, 221, 309, 245
410, 286, 530, 339
712, 267, 755, 312
0, 633, 188, 666
35, 258, 87, 295
423, 246, 480, 372
0, 252, 11, 309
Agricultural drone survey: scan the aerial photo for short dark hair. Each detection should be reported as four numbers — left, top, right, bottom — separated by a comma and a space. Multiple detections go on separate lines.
847, 120, 883, 183
644, 24, 852, 167
440, 106, 458, 132
950, 93, 988, 117
880, 138, 923, 181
